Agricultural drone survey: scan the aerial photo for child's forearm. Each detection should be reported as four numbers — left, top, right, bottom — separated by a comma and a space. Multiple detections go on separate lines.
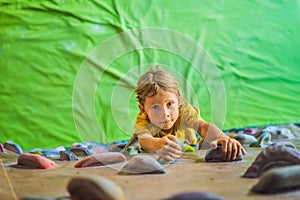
138, 136, 163, 152
195, 120, 229, 143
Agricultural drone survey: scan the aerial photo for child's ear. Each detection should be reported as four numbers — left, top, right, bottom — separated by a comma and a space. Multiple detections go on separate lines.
138, 104, 145, 113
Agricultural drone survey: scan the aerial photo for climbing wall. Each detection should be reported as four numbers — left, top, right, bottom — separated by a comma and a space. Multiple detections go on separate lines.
1, 0, 300, 150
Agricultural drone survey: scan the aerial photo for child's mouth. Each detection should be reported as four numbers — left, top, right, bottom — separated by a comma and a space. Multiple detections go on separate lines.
161, 120, 171, 125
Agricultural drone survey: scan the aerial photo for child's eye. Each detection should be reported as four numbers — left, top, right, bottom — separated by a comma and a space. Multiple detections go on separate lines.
151, 105, 160, 110
167, 102, 174, 107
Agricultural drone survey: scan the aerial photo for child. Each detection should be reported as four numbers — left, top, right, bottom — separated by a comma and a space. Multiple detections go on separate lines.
134, 66, 246, 161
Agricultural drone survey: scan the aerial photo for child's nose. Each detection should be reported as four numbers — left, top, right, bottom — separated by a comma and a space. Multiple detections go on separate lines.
163, 107, 170, 117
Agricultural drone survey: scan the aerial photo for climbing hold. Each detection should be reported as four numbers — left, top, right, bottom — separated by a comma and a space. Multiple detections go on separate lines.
59, 150, 79, 161
234, 133, 257, 145
4, 141, 23, 154
120, 155, 165, 175
0, 143, 5, 153
243, 144, 300, 178
17, 153, 57, 169
162, 191, 223, 200
84, 142, 108, 154
252, 165, 300, 193
182, 144, 195, 152
70, 147, 91, 156
67, 175, 124, 200
41, 146, 65, 159
205, 145, 243, 162
74, 152, 126, 168
249, 132, 273, 147
243, 128, 257, 135
270, 141, 297, 149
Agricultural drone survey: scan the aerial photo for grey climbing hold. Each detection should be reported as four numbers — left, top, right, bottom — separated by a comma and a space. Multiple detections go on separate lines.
162, 191, 223, 200
252, 165, 300, 193
120, 154, 165, 174
249, 132, 273, 147
270, 141, 297, 149
205, 145, 243, 162
70, 147, 91, 156
243, 144, 300, 178
59, 150, 79, 161
234, 133, 257, 145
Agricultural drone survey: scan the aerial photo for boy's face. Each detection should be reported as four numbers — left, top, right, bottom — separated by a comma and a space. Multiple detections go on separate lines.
140, 89, 179, 130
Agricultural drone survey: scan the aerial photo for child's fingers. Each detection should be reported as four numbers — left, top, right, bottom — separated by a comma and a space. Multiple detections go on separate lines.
235, 144, 241, 159
160, 154, 178, 162
217, 140, 227, 160
241, 146, 247, 155
167, 135, 178, 143
164, 144, 181, 156
162, 143, 182, 160
168, 141, 182, 151
166, 151, 181, 159
229, 143, 239, 161
163, 149, 181, 160
227, 140, 244, 161
157, 148, 181, 161
217, 137, 245, 160
210, 140, 218, 150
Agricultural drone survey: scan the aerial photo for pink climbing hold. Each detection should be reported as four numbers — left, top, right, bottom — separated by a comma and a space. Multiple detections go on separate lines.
243, 128, 256, 135
0, 143, 5, 153
74, 152, 126, 168
17, 153, 58, 169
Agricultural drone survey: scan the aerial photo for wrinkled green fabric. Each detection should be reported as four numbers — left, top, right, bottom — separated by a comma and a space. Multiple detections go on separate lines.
1, 0, 300, 150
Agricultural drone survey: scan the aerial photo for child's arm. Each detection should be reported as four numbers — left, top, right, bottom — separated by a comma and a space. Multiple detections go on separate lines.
195, 120, 246, 160
138, 133, 182, 161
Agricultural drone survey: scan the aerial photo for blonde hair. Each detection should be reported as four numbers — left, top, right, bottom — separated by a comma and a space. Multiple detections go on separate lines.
135, 66, 185, 106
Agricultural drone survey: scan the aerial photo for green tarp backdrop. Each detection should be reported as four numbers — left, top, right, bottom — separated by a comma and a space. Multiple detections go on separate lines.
1, 0, 300, 150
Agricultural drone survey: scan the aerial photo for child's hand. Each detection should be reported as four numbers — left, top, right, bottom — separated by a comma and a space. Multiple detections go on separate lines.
155, 135, 182, 161
211, 136, 247, 161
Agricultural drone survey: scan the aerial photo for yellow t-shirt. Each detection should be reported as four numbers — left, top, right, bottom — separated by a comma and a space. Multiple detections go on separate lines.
134, 103, 203, 145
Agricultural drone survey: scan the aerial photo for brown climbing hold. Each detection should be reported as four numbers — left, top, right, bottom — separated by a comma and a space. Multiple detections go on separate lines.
67, 175, 124, 200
